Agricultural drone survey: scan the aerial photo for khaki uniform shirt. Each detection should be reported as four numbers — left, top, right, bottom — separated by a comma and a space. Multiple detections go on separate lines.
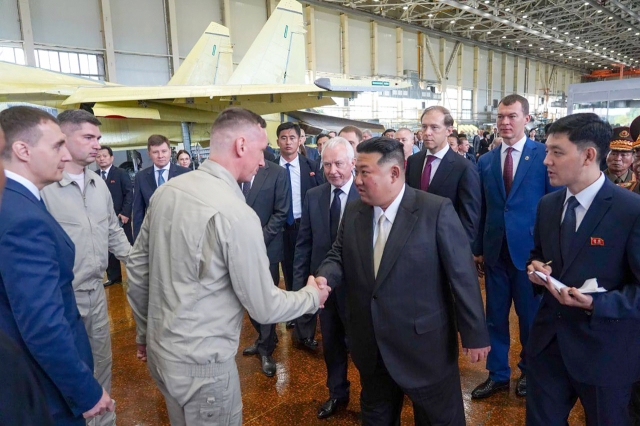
126, 160, 319, 365
42, 169, 131, 291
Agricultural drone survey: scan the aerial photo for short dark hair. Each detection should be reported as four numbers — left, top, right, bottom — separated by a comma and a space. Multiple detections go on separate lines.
57, 109, 101, 128
499, 94, 529, 116
211, 107, 267, 142
458, 133, 467, 140
483, 131, 490, 138
382, 129, 396, 137
98, 145, 113, 156
176, 149, 190, 159
316, 134, 330, 143
276, 121, 301, 137
420, 106, 454, 127
147, 134, 170, 150
339, 125, 363, 142
356, 137, 405, 170
547, 113, 612, 162
0, 106, 59, 160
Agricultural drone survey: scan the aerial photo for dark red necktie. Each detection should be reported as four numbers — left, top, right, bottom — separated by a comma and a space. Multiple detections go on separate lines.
420, 155, 437, 191
503, 147, 514, 195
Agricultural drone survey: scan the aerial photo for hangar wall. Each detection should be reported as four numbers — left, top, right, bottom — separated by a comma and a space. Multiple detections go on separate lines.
1, 0, 582, 124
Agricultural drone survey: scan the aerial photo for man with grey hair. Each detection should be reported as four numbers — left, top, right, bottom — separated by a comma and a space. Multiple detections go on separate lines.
126, 107, 330, 425
41, 109, 130, 426
292, 136, 359, 419
362, 129, 373, 141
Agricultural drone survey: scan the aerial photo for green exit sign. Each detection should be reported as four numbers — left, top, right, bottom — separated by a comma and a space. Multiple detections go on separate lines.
372, 81, 390, 86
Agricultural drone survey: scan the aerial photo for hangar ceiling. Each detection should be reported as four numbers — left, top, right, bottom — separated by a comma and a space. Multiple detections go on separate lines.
310, 0, 640, 72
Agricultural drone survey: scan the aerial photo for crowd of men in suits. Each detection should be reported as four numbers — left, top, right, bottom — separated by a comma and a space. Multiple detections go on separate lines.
0, 93, 639, 426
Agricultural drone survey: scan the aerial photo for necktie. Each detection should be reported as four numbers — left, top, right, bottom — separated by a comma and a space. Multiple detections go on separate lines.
101, 170, 107, 180
503, 147, 514, 196
157, 169, 165, 187
285, 163, 294, 225
420, 155, 437, 192
560, 196, 580, 262
329, 188, 342, 243
241, 181, 251, 198
615, 177, 623, 184
373, 214, 389, 277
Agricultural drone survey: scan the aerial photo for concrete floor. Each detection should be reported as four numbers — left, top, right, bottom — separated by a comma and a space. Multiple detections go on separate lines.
106, 276, 586, 425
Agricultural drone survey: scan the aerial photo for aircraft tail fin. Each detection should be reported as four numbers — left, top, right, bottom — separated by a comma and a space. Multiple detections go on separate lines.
168, 22, 233, 86
227, 0, 306, 85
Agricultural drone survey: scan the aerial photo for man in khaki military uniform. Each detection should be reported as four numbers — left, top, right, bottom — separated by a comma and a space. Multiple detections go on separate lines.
41, 110, 131, 426
604, 126, 637, 192
127, 107, 330, 426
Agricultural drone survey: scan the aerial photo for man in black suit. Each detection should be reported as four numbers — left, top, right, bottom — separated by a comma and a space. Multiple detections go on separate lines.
406, 106, 481, 244
132, 134, 190, 240
458, 134, 476, 163
292, 137, 359, 419
240, 160, 291, 377
527, 113, 640, 426
95, 145, 133, 286
314, 138, 490, 425
275, 122, 324, 331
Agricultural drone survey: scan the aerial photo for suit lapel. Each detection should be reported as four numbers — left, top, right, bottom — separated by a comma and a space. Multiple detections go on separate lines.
147, 167, 157, 189
317, 184, 330, 232
373, 188, 419, 293
347, 183, 359, 203
561, 181, 614, 276
508, 139, 536, 199
355, 204, 375, 287
548, 191, 565, 272
168, 164, 177, 180
409, 150, 427, 188
490, 148, 507, 200
247, 163, 268, 206
299, 156, 310, 198
428, 148, 455, 193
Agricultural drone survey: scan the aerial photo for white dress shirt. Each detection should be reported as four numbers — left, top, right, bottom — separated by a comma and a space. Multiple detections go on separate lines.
562, 173, 606, 231
500, 135, 527, 178
422, 143, 450, 182
373, 184, 406, 246
154, 163, 171, 187
99, 165, 112, 179
5, 170, 41, 200
331, 176, 353, 226
280, 154, 302, 219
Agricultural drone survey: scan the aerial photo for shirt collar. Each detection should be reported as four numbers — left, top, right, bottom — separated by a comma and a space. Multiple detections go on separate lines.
59, 168, 95, 187
279, 154, 300, 168
374, 184, 406, 225
502, 135, 527, 154
564, 172, 606, 211
100, 165, 112, 176
427, 142, 449, 159
4, 170, 41, 200
331, 175, 353, 195
154, 163, 171, 174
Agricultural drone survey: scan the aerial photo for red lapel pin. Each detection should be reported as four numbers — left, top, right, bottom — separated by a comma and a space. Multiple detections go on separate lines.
310, 172, 316, 176
590, 237, 604, 246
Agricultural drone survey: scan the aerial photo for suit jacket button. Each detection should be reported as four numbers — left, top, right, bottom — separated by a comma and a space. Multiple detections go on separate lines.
556, 312, 561, 319
372, 295, 378, 300
504, 207, 509, 212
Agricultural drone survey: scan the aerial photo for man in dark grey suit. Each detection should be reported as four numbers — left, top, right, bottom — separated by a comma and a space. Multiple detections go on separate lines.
313, 138, 490, 425
292, 137, 359, 419
406, 106, 481, 244
240, 160, 291, 377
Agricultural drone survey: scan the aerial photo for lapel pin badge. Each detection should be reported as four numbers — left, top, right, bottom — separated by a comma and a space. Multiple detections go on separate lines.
524, 156, 530, 160
310, 172, 316, 176
590, 237, 605, 246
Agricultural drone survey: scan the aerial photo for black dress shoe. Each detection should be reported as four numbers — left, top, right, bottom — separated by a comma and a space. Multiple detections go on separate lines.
317, 398, 349, 419
515, 374, 527, 397
285, 321, 295, 329
242, 344, 259, 356
471, 377, 510, 399
261, 355, 276, 377
294, 338, 318, 351
103, 278, 122, 287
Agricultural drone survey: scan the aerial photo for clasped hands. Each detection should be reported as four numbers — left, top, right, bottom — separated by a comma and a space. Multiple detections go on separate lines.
527, 260, 594, 310
306, 275, 331, 308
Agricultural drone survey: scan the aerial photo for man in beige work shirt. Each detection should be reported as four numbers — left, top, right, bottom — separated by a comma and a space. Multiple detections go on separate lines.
42, 110, 131, 426
127, 108, 330, 426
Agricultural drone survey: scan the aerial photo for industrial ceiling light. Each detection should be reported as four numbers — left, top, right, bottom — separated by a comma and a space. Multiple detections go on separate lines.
537, 21, 543, 24
597, 10, 602, 13
540, 47, 544, 50
608, 16, 613, 19
487, 31, 492, 34
564, 32, 569, 35
529, 43, 533, 46
428, 14, 433, 17
522, 15, 528, 18
502, 35, 506, 38
403, 6, 409, 10
469, 26, 475, 29
505, 8, 510, 11
552, 27, 557, 30
550, 50, 554, 53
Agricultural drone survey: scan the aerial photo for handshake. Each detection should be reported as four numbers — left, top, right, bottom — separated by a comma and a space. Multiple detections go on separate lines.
305, 275, 331, 308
